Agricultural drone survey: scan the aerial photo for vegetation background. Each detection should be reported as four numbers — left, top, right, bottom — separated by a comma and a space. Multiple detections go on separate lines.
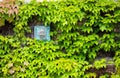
1, 0, 120, 78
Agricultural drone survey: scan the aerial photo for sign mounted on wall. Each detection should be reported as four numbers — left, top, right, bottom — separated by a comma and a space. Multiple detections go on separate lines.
34, 26, 50, 41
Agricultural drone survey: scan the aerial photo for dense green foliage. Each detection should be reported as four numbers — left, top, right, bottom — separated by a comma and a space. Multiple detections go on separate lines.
1, 0, 120, 77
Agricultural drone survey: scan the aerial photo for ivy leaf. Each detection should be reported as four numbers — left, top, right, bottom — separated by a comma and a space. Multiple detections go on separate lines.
100, 25, 106, 32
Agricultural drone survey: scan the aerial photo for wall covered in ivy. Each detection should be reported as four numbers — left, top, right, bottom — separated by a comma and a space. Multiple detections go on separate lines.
1, 0, 120, 78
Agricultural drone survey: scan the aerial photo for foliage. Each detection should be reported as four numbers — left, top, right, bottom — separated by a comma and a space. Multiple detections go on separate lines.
110, 74, 120, 78
0, 0, 18, 26
99, 74, 109, 78
0, 36, 91, 77
94, 59, 106, 69
1, 0, 120, 77
114, 50, 120, 75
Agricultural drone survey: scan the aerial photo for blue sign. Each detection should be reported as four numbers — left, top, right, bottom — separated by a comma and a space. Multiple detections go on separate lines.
34, 26, 50, 41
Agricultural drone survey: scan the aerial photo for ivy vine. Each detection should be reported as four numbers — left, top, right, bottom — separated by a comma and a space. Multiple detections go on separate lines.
1, 0, 120, 77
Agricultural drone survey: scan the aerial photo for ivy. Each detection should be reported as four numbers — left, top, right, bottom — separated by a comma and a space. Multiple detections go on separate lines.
0, 0, 18, 26
1, 0, 120, 77
94, 59, 106, 69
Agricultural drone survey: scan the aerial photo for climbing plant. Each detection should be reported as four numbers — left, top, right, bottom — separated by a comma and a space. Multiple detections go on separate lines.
0, 0, 18, 26
1, 0, 120, 77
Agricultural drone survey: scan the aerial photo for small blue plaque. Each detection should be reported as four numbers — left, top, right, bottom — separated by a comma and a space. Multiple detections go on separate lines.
34, 26, 50, 41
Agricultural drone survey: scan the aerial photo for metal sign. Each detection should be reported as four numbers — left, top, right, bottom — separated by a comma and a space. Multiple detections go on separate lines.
34, 26, 50, 41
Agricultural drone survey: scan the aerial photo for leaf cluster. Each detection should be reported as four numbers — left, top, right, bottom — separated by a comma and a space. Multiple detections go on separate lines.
1, 0, 120, 77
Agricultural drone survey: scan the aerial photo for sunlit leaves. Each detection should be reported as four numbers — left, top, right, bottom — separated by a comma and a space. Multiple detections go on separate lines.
1, 0, 120, 77
94, 58, 106, 69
